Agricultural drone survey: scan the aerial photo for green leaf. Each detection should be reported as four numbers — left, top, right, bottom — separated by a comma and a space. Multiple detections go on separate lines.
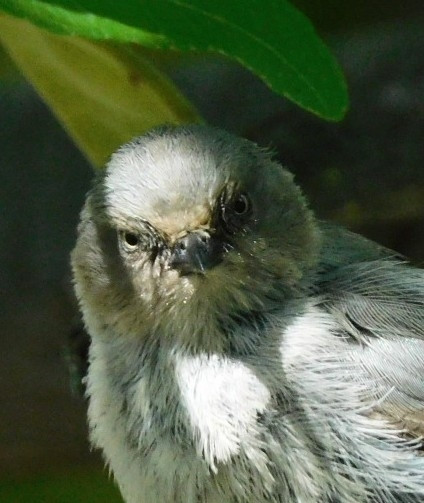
0, 45, 20, 81
0, 0, 348, 120
0, 0, 166, 46
0, 15, 201, 167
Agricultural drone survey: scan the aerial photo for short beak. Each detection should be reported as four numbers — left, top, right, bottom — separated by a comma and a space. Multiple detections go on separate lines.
169, 230, 223, 275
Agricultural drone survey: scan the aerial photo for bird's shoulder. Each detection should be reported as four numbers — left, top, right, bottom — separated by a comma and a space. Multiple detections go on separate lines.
314, 222, 423, 341
310, 222, 424, 436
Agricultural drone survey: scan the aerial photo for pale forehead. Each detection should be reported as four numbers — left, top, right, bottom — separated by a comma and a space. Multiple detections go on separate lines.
103, 132, 231, 233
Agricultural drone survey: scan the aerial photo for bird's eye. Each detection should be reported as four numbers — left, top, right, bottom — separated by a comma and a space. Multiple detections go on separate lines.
123, 232, 139, 247
220, 192, 252, 233
233, 194, 250, 215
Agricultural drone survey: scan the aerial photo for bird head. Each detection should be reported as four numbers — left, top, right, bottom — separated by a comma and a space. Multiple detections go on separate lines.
72, 125, 320, 347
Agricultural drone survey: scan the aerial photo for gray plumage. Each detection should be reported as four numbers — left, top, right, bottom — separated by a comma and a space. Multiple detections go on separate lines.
71, 125, 424, 502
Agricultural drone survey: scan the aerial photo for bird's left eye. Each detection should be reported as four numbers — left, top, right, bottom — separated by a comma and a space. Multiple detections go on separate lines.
232, 194, 250, 215
220, 192, 252, 233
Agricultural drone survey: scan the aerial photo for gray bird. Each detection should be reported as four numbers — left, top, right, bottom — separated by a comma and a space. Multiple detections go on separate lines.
71, 125, 424, 503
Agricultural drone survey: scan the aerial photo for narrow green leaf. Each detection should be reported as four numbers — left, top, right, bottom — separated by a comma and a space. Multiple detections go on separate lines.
0, 0, 166, 46
0, 45, 20, 81
0, 15, 201, 167
0, 0, 348, 120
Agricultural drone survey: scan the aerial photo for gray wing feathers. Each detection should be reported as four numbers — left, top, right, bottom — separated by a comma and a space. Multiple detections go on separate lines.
317, 225, 424, 436
352, 337, 424, 435
321, 261, 424, 340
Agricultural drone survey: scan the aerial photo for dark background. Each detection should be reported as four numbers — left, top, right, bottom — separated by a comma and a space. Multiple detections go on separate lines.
1, 3, 423, 501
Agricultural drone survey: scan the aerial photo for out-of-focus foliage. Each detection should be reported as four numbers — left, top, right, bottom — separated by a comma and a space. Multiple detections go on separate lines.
0, 0, 348, 122
0, 470, 123, 503
0, 15, 200, 167
0, 45, 18, 81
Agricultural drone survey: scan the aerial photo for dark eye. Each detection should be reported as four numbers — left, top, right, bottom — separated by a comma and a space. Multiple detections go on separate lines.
220, 192, 252, 233
233, 193, 250, 215
123, 232, 139, 247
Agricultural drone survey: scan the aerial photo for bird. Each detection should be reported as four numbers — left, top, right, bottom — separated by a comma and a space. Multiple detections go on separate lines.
71, 124, 424, 503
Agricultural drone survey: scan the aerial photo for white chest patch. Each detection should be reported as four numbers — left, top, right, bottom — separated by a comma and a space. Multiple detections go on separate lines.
87, 339, 274, 503
175, 352, 271, 471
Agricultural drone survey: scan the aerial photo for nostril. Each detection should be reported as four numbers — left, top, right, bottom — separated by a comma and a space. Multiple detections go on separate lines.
170, 231, 222, 273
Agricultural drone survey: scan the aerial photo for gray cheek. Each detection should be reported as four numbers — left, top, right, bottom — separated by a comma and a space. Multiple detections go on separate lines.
129, 253, 173, 299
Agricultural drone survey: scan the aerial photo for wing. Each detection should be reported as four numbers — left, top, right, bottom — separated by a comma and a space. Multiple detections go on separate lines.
316, 224, 424, 436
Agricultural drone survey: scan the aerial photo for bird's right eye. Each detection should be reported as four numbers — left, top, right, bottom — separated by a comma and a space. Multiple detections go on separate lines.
119, 231, 140, 251
124, 232, 139, 246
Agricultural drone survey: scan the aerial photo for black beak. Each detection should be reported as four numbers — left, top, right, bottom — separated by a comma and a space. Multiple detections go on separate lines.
169, 231, 223, 275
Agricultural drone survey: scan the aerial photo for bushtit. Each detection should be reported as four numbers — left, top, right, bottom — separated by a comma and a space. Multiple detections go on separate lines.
72, 125, 424, 502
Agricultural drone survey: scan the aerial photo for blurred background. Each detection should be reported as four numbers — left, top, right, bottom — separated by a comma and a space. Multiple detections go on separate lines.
1, 2, 424, 501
